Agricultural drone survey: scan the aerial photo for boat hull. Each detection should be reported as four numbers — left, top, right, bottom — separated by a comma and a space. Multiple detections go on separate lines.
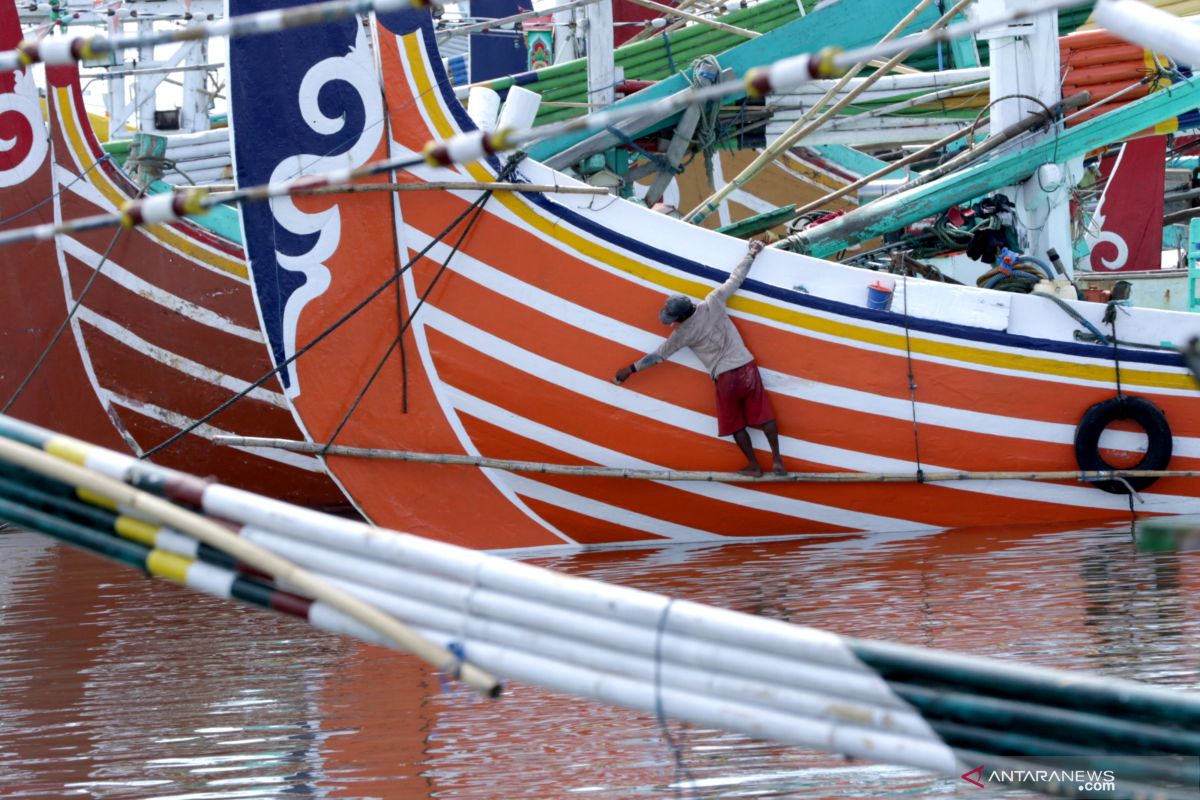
228, 4, 1200, 549
37, 62, 347, 508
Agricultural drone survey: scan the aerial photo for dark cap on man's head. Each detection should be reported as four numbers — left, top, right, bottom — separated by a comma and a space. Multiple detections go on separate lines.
659, 295, 694, 324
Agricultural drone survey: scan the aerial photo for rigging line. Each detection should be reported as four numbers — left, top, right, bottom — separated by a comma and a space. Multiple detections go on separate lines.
378, 62, 412, 417
319, 188, 494, 455
967, 92, 1061, 166
652, 599, 696, 800
901, 274, 924, 483
1, 180, 149, 416
318, 153, 523, 452
1111, 306, 1125, 401
136, 178, 497, 460
0, 153, 112, 227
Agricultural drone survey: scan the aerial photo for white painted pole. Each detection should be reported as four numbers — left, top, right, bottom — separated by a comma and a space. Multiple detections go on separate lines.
296, 597, 959, 774
297, 569, 939, 736
239, 526, 911, 710
585, 0, 615, 109
180, 36, 210, 132
136, 18, 157, 133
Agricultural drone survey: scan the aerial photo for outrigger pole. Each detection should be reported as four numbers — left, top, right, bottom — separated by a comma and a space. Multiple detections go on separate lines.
212, 435, 1200, 488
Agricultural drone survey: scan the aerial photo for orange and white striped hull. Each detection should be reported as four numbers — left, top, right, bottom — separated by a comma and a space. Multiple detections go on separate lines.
227, 6, 1200, 550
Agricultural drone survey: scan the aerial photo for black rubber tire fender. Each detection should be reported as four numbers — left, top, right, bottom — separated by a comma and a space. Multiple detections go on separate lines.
1074, 396, 1173, 494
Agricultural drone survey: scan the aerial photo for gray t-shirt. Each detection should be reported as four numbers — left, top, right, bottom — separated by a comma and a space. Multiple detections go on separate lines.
634, 252, 756, 379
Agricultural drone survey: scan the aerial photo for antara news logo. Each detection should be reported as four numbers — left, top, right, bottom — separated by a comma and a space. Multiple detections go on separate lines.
961, 764, 1117, 794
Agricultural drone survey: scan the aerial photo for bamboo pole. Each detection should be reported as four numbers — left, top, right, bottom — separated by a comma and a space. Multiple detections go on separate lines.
786, 91, 1090, 222
210, 435, 1200, 485
852, 637, 1200, 727
621, 0, 761, 38
851, 79, 989, 121
624, 0, 708, 45
787, 118, 986, 220
0, 173, 609, 246
293, 181, 610, 196
247, 530, 935, 724
893, 681, 1200, 755
0, 435, 501, 696
0, 480, 331, 628
682, 0, 942, 223
233, 524, 1200, 764
868, 58, 921, 76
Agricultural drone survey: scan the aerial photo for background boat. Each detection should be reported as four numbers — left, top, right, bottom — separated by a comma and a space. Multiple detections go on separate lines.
0, 0, 347, 509
0, 0, 127, 452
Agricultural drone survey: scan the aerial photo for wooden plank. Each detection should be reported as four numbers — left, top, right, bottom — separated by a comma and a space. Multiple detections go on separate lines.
715, 204, 798, 237
644, 102, 703, 204
643, 66, 733, 204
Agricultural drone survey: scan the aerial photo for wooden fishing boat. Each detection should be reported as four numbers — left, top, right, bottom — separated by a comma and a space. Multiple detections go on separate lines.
222, 2, 1200, 550
0, 17, 347, 508
0, 0, 126, 451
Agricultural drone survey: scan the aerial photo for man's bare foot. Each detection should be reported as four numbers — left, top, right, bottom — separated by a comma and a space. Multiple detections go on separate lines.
736, 463, 763, 477
772, 459, 787, 476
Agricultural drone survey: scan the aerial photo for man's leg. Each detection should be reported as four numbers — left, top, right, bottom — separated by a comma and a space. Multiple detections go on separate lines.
762, 419, 786, 475
732, 427, 762, 476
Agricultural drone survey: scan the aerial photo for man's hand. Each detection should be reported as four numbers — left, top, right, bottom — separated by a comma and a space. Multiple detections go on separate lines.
613, 365, 635, 384
748, 239, 765, 257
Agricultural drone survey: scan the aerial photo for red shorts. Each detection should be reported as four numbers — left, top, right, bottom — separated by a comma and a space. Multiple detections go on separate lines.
714, 361, 774, 437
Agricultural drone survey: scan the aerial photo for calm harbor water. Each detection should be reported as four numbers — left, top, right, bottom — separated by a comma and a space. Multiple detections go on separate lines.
1, 521, 1198, 799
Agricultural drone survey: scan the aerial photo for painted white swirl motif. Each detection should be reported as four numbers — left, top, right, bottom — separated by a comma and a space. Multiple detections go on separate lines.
1090, 208, 1129, 272
268, 24, 383, 399
0, 66, 49, 189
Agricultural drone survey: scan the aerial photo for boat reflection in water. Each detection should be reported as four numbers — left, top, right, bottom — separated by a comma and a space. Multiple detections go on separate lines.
1, 521, 1196, 799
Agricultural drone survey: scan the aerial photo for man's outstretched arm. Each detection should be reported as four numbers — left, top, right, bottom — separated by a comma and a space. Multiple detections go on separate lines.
614, 333, 685, 383
708, 239, 765, 306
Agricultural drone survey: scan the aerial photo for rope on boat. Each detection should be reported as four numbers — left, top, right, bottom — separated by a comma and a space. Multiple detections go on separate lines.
1031, 291, 1185, 353
2, 414, 1200, 797
0, 422, 501, 696
209, 435, 1200, 484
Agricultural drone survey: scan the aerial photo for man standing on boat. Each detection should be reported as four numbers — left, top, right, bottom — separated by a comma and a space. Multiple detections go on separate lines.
613, 240, 786, 477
